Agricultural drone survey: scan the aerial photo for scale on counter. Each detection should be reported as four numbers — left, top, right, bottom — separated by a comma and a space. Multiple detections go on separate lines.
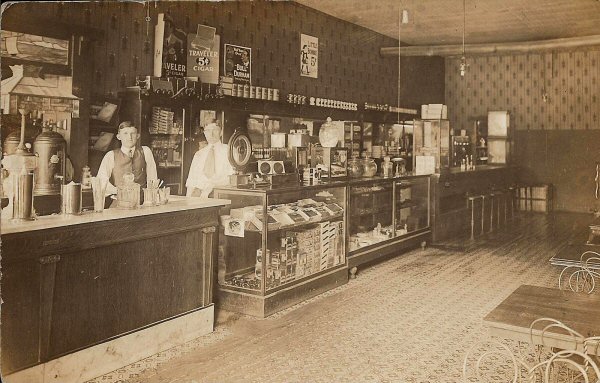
228, 128, 253, 187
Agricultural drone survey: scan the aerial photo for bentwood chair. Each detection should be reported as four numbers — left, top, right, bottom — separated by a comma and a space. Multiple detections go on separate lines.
529, 349, 600, 383
558, 251, 600, 294
529, 318, 600, 383
462, 340, 532, 383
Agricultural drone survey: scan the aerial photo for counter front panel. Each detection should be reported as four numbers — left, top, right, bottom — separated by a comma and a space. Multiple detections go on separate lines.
1, 197, 228, 374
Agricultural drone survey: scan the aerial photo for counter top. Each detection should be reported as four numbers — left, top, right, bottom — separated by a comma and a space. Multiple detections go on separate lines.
431, 165, 514, 179
1, 196, 230, 235
214, 173, 430, 194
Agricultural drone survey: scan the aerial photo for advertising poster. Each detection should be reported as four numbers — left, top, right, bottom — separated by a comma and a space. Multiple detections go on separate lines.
224, 44, 251, 84
187, 31, 220, 83
223, 217, 245, 237
159, 13, 187, 77
300, 34, 318, 78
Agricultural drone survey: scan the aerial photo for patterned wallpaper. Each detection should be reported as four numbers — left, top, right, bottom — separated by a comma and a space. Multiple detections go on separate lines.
445, 48, 600, 131
445, 48, 600, 212
4, 1, 408, 106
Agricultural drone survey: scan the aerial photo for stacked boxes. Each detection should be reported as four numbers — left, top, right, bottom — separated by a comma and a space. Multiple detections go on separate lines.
150, 107, 175, 134
421, 104, 447, 119
331, 221, 345, 266
319, 222, 333, 271
262, 234, 300, 289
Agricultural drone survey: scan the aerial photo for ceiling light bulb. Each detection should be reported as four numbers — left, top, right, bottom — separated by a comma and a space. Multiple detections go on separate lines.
459, 56, 467, 77
401, 10, 409, 24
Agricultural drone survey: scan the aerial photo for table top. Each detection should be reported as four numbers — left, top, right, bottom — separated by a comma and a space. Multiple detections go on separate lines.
484, 285, 600, 348
551, 245, 600, 270
550, 221, 600, 271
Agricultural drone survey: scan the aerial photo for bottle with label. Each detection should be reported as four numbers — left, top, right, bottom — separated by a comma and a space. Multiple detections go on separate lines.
382, 156, 393, 178
81, 166, 92, 189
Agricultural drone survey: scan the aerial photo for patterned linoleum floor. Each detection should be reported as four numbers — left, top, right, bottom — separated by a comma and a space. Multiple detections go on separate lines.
87, 212, 592, 383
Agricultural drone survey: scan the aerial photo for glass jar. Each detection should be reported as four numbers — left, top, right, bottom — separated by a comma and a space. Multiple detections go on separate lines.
347, 157, 363, 178
116, 173, 140, 209
318, 117, 339, 147
362, 158, 378, 177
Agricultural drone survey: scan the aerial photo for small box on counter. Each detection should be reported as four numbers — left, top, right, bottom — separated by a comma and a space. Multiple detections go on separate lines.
250, 211, 281, 231
288, 133, 310, 148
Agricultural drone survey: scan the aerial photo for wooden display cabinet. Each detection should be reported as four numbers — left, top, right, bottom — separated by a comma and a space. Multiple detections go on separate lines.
213, 182, 348, 317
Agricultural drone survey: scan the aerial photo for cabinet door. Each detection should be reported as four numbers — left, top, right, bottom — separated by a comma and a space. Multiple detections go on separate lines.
1, 258, 41, 373
395, 177, 430, 235
213, 190, 266, 293
348, 182, 394, 252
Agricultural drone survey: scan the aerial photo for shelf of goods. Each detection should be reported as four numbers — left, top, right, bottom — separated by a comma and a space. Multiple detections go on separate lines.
347, 175, 431, 271
213, 182, 348, 318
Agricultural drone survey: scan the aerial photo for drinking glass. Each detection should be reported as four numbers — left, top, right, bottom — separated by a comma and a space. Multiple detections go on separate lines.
91, 177, 107, 213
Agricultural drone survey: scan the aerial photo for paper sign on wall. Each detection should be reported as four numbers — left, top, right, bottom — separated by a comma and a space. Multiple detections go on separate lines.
300, 34, 318, 78
224, 44, 251, 84
159, 14, 187, 78
187, 29, 220, 83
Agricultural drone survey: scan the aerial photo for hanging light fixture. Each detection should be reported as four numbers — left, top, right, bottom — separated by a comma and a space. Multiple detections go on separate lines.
395, 8, 409, 124
459, 0, 468, 77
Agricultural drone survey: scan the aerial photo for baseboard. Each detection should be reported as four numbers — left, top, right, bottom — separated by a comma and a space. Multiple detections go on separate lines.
4, 305, 214, 383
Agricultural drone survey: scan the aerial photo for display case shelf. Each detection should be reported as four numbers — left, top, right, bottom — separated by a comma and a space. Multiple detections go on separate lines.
244, 213, 344, 233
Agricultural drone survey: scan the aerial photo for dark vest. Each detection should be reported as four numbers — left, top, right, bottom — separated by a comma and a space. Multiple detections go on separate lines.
111, 148, 147, 188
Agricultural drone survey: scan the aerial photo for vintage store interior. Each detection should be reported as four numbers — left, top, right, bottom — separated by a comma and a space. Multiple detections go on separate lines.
1, 1, 600, 382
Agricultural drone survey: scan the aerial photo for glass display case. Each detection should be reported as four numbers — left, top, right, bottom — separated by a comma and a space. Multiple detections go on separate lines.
213, 182, 348, 317
347, 175, 431, 271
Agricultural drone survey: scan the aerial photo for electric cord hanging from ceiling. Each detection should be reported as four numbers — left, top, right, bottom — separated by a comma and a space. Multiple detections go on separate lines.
460, 0, 467, 77
397, 7, 402, 124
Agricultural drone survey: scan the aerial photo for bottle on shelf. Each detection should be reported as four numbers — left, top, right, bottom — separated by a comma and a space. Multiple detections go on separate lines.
382, 156, 393, 178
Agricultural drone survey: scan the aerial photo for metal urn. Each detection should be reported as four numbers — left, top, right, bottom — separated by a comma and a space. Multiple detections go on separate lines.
33, 124, 66, 195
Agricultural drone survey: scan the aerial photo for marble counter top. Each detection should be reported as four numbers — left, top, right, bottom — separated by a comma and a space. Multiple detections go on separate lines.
1, 196, 230, 235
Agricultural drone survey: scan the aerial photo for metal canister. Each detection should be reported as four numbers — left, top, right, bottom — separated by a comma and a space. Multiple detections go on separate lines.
12, 170, 35, 221
33, 129, 66, 195
61, 183, 82, 215
3, 130, 37, 156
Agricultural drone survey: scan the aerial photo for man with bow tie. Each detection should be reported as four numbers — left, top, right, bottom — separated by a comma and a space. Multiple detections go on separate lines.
186, 121, 233, 198
97, 121, 158, 196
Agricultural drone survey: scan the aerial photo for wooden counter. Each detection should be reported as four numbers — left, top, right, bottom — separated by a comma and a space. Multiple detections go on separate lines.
0, 196, 229, 375
432, 165, 516, 241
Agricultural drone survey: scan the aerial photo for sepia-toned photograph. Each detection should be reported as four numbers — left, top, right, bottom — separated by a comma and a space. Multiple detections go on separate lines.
1, 1, 599, 382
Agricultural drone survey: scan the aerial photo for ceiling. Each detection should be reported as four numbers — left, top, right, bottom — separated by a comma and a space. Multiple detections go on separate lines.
295, 0, 600, 46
